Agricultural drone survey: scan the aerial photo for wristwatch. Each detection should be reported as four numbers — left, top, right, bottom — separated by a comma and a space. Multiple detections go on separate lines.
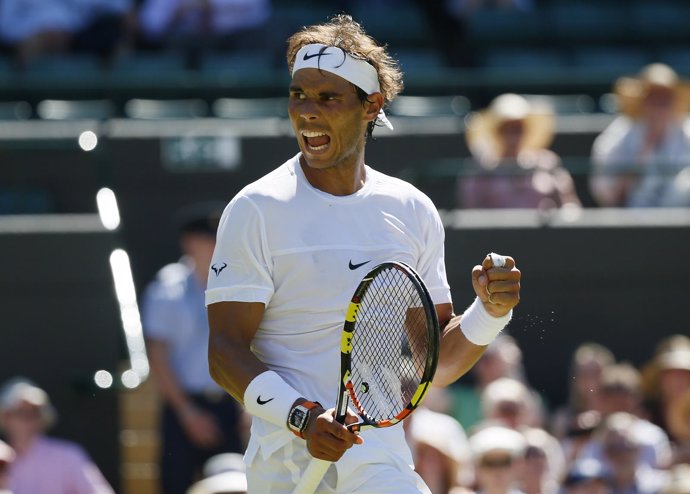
287, 401, 320, 439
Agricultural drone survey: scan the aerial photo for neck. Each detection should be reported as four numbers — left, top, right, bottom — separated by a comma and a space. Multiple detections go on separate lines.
300, 154, 367, 196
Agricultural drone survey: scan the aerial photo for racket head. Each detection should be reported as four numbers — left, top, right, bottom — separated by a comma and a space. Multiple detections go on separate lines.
337, 261, 440, 429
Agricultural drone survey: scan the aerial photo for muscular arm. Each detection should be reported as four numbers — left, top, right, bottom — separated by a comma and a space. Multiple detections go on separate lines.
433, 255, 521, 387
207, 300, 268, 404
433, 303, 487, 387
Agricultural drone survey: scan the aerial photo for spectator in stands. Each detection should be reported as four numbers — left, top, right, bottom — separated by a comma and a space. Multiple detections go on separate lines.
71, 0, 135, 62
136, 0, 272, 67
519, 428, 562, 494
562, 458, 612, 494
590, 63, 690, 207
0, 440, 15, 493
640, 335, 690, 465
0, 0, 78, 67
448, 335, 527, 432
661, 464, 690, 494
407, 407, 474, 494
592, 412, 669, 494
142, 202, 246, 494
415, 0, 533, 68
0, 0, 133, 67
186, 452, 247, 494
578, 363, 672, 470
457, 93, 582, 210
0, 377, 114, 493
469, 425, 527, 494
551, 342, 615, 441
478, 378, 566, 483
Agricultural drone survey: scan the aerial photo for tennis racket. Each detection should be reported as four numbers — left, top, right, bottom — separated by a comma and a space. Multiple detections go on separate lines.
292, 261, 440, 494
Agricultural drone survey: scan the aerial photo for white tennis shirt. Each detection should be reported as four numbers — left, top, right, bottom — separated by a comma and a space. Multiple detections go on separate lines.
206, 153, 452, 474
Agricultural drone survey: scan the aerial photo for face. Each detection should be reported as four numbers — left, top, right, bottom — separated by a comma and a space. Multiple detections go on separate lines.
288, 68, 378, 172
642, 85, 676, 127
180, 232, 216, 272
1, 402, 44, 439
476, 453, 520, 492
497, 119, 525, 158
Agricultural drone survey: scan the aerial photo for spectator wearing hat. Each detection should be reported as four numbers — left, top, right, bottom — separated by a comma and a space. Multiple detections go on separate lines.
457, 93, 581, 211
590, 63, 690, 208
469, 425, 527, 494
406, 407, 474, 494
519, 428, 564, 494
0, 377, 113, 494
640, 335, 690, 465
478, 378, 566, 487
186, 452, 247, 494
141, 202, 246, 494
0, 439, 15, 493
562, 458, 612, 494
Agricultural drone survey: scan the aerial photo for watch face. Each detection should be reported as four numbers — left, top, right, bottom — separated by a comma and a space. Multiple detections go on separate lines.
293, 409, 307, 425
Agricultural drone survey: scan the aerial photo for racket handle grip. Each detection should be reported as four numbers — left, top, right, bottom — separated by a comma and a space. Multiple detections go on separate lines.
292, 457, 331, 494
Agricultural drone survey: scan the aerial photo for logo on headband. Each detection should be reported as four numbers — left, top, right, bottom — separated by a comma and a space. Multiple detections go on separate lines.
303, 50, 331, 61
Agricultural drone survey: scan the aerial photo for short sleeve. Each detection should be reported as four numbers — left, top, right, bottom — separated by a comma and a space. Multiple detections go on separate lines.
206, 195, 274, 306
416, 198, 452, 306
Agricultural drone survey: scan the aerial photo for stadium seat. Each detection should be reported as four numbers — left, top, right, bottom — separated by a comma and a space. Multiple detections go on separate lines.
124, 99, 209, 119
630, 2, 690, 42
387, 95, 470, 118
36, 99, 114, 120
546, 2, 630, 43
212, 97, 288, 119
521, 94, 596, 115
482, 47, 568, 69
570, 47, 651, 72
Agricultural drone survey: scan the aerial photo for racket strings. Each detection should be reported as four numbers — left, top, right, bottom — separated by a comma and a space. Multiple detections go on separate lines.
349, 267, 431, 422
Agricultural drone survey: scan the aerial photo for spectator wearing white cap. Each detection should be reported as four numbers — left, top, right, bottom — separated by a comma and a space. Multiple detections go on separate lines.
186, 452, 247, 494
407, 407, 474, 494
478, 378, 567, 485
0, 377, 113, 494
469, 425, 527, 494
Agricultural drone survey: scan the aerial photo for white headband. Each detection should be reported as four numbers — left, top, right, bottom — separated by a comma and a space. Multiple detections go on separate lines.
292, 43, 393, 130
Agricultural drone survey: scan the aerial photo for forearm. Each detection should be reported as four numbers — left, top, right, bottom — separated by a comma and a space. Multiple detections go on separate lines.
146, 340, 196, 413
208, 332, 268, 405
434, 314, 487, 387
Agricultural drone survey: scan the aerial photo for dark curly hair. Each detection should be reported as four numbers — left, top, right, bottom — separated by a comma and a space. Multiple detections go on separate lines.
286, 14, 404, 137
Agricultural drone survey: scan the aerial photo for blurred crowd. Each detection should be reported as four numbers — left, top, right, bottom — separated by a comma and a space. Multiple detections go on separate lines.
457, 63, 690, 210
2, 332, 689, 494
404, 333, 690, 494
0, 0, 274, 68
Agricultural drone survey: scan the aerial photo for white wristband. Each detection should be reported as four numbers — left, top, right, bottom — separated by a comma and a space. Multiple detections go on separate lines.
243, 370, 302, 428
460, 297, 512, 346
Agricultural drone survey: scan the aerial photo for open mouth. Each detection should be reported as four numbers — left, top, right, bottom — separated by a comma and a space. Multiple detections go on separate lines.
301, 130, 331, 152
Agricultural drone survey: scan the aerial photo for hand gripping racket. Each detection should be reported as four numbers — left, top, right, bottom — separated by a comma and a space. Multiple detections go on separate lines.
292, 261, 441, 493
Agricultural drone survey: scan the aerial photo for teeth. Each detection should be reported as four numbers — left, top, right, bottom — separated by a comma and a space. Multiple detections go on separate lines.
309, 144, 328, 151
302, 130, 327, 138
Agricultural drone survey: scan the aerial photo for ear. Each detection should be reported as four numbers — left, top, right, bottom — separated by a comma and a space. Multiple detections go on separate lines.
363, 92, 384, 123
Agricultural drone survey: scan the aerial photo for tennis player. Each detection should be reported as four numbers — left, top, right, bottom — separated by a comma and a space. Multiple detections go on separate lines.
206, 14, 521, 493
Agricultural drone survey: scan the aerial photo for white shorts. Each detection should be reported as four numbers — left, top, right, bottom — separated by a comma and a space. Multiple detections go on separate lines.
245, 439, 430, 494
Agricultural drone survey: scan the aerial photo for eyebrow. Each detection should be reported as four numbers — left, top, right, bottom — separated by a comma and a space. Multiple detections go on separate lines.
289, 86, 342, 98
